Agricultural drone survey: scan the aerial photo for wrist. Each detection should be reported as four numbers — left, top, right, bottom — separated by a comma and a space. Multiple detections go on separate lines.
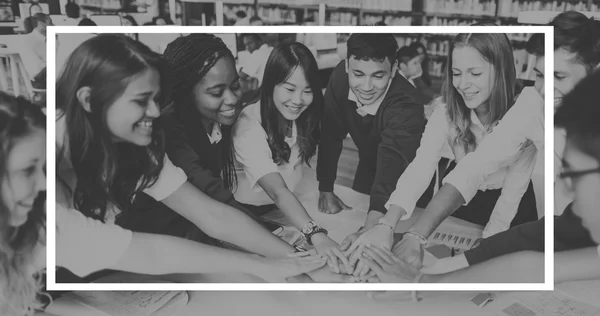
364, 211, 384, 229
387, 204, 408, 225
309, 232, 328, 244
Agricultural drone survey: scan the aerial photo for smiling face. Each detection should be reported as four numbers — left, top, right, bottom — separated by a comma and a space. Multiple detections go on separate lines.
2, 129, 46, 227
563, 140, 600, 243
105, 68, 161, 146
554, 48, 588, 109
451, 46, 494, 110
191, 56, 242, 126
400, 56, 423, 79
273, 66, 314, 121
347, 56, 395, 106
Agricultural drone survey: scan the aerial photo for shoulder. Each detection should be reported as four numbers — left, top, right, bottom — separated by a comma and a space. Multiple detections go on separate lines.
382, 75, 423, 112
232, 101, 263, 138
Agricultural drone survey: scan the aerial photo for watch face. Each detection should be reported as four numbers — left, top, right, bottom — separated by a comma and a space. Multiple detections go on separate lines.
302, 222, 315, 234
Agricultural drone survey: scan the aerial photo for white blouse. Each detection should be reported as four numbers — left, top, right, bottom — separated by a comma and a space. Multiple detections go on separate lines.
56, 204, 133, 277
385, 99, 537, 238
232, 101, 303, 206
56, 112, 188, 223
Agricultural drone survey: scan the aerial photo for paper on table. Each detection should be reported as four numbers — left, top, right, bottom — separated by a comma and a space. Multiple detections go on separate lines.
490, 291, 600, 316
555, 279, 600, 308
428, 219, 483, 252
58, 291, 186, 316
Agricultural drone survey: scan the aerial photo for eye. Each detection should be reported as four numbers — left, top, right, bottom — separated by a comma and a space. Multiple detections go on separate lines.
134, 99, 149, 107
374, 75, 384, 79
452, 73, 460, 77
211, 89, 224, 97
303, 89, 313, 94
555, 75, 566, 80
353, 73, 364, 77
471, 73, 482, 77
285, 87, 295, 92
22, 166, 36, 176
231, 82, 241, 90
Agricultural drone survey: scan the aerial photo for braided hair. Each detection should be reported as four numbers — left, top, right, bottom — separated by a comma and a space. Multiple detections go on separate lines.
163, 34, 238, 190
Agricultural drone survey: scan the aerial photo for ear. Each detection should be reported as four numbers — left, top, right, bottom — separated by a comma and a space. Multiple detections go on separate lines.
76, 86, 92, 113
392, 60, 400, 78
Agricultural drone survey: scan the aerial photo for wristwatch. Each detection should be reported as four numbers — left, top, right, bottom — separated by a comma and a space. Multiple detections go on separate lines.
301, 221, 328, 245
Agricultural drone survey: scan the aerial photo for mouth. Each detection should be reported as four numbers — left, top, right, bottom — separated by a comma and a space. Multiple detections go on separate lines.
285, 104, 304, 114
135, 119, 153, 134
219, 108, 238, 118
554, 98, 563, 108
358, 91, 376, 100
462, 91, 479, 101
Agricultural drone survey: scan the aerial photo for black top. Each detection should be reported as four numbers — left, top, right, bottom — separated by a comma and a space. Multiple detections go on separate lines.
464, 204, 597, 266
161, 105, 245, 211
316, 61, 426, 215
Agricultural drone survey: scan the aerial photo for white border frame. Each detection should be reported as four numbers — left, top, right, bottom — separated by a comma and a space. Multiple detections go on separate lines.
46, 25, 554, 292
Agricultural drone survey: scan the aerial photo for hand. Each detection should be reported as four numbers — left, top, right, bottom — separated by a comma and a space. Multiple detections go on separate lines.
318, 192, 352, 214
311, 233, 352, 274
305, 266, 358, 283
391, 234, 426, 269
344, 224, 394, 276
360, 245, 421, 283
254, 253, 327, 282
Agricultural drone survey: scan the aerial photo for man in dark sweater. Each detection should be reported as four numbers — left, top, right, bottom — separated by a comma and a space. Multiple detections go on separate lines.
316, 34, 425, 233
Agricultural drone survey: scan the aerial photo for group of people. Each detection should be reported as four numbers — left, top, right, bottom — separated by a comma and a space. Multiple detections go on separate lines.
1, 9, 600, 316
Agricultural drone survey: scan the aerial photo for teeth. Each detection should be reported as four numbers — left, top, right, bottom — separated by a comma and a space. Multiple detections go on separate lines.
554, 98, 562, 107
221, 109, 236, 116
464, 92, 478, 97
137, 121, 152, 127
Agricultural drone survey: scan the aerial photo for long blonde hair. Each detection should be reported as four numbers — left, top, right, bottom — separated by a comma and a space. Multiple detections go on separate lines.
442, 33, 516, 153
0, 92, 47, 316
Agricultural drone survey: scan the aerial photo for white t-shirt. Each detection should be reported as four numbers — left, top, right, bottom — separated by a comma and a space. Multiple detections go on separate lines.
55, 112, 187, 222
232, 101, 303, 206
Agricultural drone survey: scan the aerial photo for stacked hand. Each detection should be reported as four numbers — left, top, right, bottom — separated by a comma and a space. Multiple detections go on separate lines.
340, 225, 394, 277
256, 252, 327, 282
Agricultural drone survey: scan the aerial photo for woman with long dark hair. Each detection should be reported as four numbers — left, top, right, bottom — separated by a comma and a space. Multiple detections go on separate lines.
54, 34, 326, 281
232, 42, 351, 273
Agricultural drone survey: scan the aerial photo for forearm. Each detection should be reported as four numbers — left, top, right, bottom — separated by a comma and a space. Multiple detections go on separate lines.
363, 205, 408, 230
270, 188, 313, 230
555, 247, 600, 283
163, 183, 294, 257
410, 184, 465, 238
424, 251, 544, 283
113, 232, 266, 276
316, 137, 343, 192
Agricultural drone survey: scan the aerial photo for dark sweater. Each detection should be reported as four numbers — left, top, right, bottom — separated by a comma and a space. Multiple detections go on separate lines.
317, 61, 426, 215
464, 204, 597, 265
161, 105, 245, 211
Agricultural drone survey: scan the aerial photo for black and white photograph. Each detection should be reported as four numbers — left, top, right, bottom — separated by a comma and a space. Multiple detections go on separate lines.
0, 0, 599, 315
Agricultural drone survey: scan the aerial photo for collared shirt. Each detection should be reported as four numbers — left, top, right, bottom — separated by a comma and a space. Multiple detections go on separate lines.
386, 98, 538, 238
398, 71, 416, 88
56, 111, 188, 223
207, 122, 222, 144
347, 78, 392, 117
19, 30, 46, 78
443, 86, 544, 226
232, 101, 302, 206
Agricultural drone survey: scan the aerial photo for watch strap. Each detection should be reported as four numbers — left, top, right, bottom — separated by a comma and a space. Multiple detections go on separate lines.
305, 227, 328, 245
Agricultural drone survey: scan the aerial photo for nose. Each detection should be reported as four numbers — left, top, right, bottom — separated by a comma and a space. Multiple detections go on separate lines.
458, 75, 471, 91
223, 88, 240, 107
361, 77, 373, 91
146, 100, 160, 118
36, 167, 46, 193
291, 90, 303, 105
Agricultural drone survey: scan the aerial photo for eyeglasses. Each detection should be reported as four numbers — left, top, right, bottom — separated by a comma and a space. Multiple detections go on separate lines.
558, 167, 600, 191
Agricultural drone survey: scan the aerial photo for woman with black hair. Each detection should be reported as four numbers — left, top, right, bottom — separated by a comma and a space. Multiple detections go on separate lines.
231, 42, 352, 273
